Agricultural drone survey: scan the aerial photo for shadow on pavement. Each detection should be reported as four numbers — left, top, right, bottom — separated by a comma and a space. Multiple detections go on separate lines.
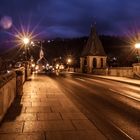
1, 95, 23, 123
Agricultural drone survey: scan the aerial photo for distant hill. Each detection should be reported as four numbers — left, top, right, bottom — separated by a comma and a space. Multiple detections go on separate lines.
0, 35, 137, 67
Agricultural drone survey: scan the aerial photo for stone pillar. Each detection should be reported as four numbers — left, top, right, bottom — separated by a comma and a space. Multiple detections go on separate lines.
133, 63, 140, 74
103, 57, 107, 68
88, 56, 93, 73
0, 88, 4, 120
80, 57, 83, 72
96, 57, 100, 68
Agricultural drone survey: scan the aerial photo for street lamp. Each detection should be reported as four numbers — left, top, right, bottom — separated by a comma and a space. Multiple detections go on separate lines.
135, 43, 140, 63
22, 37, 30, 45
67, 58, 72, 64
67, 58, 72, 71
22, 37, 30, 61
22, 37, 30, 80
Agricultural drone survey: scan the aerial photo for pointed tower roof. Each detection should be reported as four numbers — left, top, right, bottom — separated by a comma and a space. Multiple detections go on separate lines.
81, 26, 106, 56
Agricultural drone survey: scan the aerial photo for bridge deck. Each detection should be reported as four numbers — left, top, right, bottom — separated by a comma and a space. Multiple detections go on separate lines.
0, 74, 106, 140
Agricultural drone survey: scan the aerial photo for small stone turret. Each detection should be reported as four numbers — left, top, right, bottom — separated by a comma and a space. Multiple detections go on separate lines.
80, 26, 107, 73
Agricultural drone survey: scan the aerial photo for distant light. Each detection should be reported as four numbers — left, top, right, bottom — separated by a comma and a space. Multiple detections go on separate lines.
56, 64, 59, 69
56, 64, 59, 67
113, 57, 117, 60
7, 70, 11, 73
31, 41, 35, 46
60, 65, 64, 70
32, 64, 35, 68
31, 41, 34, 44
48, 40, 50, 43
61, 66, 64, 69
135, 43, 140, 49
67, 58, 72, 63
35, 65, 39, 70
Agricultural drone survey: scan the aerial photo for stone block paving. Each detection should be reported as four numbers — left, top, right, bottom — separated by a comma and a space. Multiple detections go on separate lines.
0, 75, 106, 140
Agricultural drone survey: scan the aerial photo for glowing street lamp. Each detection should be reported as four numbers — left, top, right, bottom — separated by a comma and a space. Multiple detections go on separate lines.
13, 25, 38, 79
21, 37, 30, 80
67, 58, 72, 64
68, 58, 71, 64
135, 43, 140, 63
22, 37, 30, 45
67, 58, 72, 71
22, 37, 30, 61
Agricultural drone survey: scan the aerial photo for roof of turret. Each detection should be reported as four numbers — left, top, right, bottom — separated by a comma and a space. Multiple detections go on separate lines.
81, 26, 106, 56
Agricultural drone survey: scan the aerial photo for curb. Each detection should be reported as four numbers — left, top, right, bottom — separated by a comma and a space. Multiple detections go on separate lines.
68, 72, 140, 87
88, 75, 140, 87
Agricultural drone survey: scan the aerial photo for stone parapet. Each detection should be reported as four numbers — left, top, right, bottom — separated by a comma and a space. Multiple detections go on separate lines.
108, 67, 133, 78
0, 72, 16, 122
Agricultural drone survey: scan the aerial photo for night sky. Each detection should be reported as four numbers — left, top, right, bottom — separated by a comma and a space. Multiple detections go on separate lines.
1, 0, 140, 41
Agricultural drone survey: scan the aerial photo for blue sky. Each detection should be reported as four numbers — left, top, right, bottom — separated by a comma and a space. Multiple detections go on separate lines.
0, 0, 140, 40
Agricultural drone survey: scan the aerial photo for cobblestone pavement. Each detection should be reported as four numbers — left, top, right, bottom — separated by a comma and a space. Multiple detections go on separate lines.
0, 74, 106, 140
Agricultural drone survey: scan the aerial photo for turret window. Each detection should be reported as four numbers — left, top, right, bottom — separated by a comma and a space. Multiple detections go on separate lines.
93, 58, 97, 68
101, 58, 103, 68
84, 57, 87, 66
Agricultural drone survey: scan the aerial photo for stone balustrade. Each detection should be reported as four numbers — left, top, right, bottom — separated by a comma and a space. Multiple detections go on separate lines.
14, 67, 25, 84
108, 67, 133, 78
0, 72, 16, 122
0, 66, 27, 122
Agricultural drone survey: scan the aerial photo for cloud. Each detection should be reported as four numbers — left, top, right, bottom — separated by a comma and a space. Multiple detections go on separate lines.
1, 0, 140, 39
46, 25, 86, 38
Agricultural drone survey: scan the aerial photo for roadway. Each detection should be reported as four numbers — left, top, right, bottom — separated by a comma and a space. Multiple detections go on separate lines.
47, 72, 140, 140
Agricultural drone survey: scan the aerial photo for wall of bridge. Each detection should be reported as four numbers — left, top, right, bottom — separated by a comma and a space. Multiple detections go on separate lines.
0, 72, 16, 122
0, 66, 29, 122
78, 63, 140, 79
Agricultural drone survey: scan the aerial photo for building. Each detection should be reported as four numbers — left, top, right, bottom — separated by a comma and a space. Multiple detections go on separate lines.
80, 26, 107, 73
37, 47, 48, 71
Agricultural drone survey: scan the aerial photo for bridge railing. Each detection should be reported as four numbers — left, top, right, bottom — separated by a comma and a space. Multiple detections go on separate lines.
0, 71, 16, 122
0, 66, 30, 122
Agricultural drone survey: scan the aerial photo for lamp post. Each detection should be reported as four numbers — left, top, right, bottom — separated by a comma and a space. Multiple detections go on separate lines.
67, 58, 72, 71
22, 37, 30, 61
135, 43, 140, 63
22, 37, 30, 80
